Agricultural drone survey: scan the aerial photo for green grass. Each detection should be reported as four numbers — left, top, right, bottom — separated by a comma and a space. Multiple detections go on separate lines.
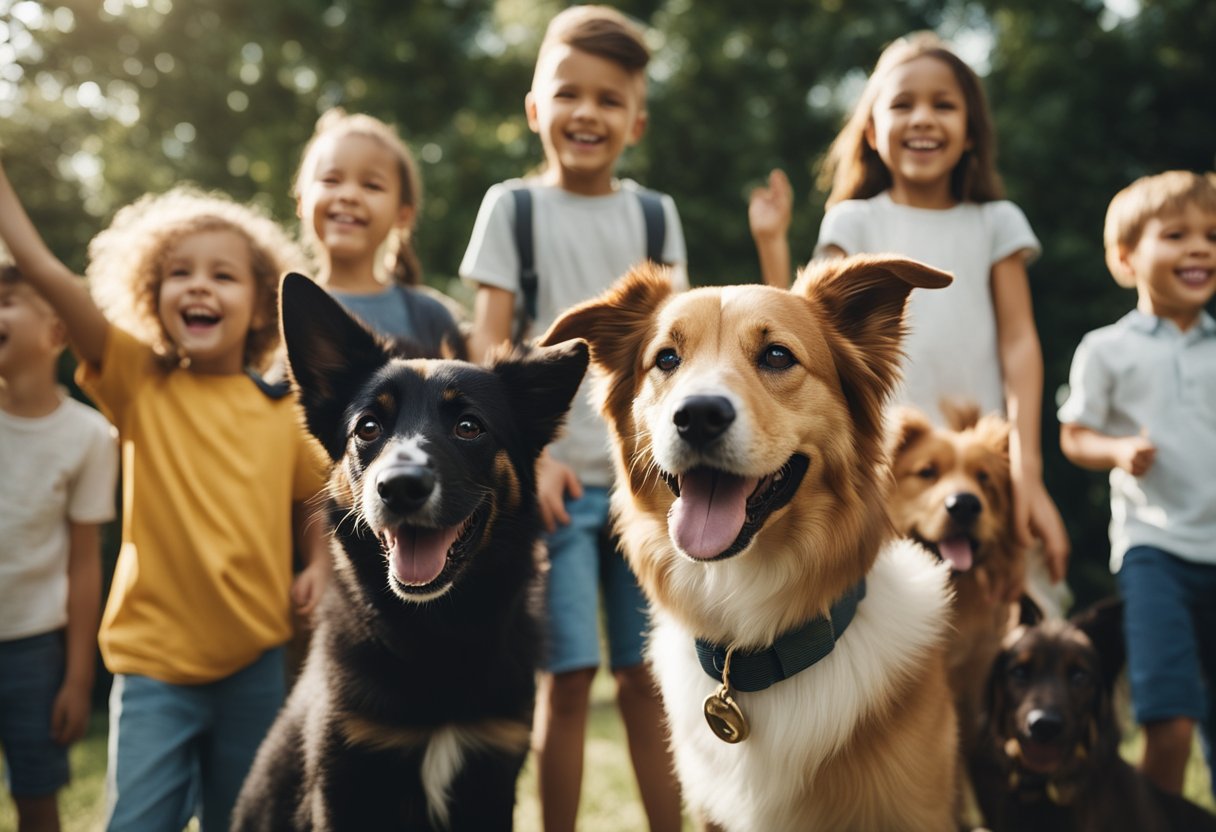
2, 674, 1211, 832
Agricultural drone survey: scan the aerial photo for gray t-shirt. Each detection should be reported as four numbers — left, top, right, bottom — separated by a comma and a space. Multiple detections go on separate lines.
1058, 309, 1216, 570
460, 179, 688, 487
330, 285, 463, 357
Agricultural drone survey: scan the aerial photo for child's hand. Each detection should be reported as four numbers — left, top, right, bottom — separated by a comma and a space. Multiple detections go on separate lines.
51, 680, 91, 746
1115, 432, 1156, 476
748, 169, 793, 242
292, 560, 329, 627
537, 450, 582, 533
1013, 475, 1070, 583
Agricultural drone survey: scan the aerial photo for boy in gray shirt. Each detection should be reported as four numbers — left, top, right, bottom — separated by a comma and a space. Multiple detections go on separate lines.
461, 7, 685, 830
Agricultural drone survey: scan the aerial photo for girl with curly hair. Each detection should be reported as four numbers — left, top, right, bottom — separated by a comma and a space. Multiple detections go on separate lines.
0, 160, 330, 831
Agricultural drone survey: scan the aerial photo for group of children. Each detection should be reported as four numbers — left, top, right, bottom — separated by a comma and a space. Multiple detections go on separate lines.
0, 6, 1212, 831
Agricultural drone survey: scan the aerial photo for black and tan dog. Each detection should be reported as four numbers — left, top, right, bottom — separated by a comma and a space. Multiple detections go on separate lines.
972, 598, 1216, 832
232, 274, 588, 831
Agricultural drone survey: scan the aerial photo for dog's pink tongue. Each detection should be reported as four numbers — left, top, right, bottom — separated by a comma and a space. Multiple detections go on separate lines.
669, 469, 757, 560
384, 526, 460, 586
939, 535, 974, 572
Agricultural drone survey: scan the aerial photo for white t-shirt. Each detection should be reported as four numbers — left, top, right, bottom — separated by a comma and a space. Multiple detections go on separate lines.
815, 191, 1040, 422
0, 395, 118, 640
461, 179, 688, 487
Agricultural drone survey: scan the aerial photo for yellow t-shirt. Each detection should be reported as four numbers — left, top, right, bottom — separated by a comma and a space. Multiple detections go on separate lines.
78, 327, 328, 684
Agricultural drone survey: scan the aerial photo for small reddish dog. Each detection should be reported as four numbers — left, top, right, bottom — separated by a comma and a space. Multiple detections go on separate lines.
888, 402, 1024, 752
972, 598, 1216, 832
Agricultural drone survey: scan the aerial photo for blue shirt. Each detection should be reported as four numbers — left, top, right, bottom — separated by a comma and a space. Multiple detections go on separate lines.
1058, 309, 1216, 570
330, 285, 463, 358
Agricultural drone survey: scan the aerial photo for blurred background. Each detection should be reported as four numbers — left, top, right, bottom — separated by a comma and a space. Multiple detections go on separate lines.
1, 0, 1213, 616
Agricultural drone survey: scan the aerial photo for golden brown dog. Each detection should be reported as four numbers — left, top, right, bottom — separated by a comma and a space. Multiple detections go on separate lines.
888, 402, 1025, 753
541, 256, 959, 831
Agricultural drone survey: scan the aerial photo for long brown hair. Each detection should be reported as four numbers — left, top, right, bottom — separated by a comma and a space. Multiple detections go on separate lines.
293, 108, 424, 286
820, 32, 1004, 208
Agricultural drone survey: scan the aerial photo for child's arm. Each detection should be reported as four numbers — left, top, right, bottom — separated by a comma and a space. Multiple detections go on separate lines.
291, 498, 331, 624
748, 169, 793, 288
51, 521, 102, 746
469, 284, 515, 364
1060, 423, 1156, 476
991, 252, 1070, 581
0, 160, 109, 365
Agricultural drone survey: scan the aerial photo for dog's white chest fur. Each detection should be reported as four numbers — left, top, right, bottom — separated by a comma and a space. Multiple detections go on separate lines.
648, 539, 951, 831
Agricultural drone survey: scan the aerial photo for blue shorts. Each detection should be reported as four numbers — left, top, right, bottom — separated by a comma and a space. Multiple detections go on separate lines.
0, 631, 70, 798
1117, 546, 1216, 731
543, 487, 651, 674
105, 647, 285, 832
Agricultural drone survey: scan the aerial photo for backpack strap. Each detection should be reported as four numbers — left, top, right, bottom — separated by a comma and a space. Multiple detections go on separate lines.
510, 187, 537, 345
636, 188, 667, 265
509, 185, 666, 345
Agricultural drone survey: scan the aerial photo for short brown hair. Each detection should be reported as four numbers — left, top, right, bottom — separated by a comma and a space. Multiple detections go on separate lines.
535, 5, 650, 82
1103, 170, 1216, 288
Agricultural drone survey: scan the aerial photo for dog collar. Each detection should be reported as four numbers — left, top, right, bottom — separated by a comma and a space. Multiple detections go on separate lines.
695, 580, 866, 693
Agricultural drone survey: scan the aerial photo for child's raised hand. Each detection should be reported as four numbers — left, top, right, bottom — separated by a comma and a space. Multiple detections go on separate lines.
537, 450, 582, 534
50, 680, 91, 746
748, 169, 793, 242
1116, 431, 1156, 477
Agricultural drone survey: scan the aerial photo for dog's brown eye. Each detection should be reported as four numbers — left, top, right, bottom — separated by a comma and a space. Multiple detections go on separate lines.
1068, 667, 1092, 686
656, 348, 681, 372
916, 464, 938, 480
355, 416, 382, 442
760, 344, 794, 370
976, 470, 990, 484
454, 416, 483, 440
1008, 662, 1031, 684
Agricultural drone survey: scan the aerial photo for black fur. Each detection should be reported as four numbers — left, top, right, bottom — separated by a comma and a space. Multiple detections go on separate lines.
232, 274, 588, 831
972, 597, 1216, 832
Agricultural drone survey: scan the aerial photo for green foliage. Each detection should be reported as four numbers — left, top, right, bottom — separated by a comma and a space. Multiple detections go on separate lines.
1, 0, 1213, 602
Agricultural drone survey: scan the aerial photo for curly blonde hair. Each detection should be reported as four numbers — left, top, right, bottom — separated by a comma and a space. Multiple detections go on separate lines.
86, 187, 305, 372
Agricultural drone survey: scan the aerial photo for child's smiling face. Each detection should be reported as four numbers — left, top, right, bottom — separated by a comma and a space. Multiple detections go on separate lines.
526, 44, 647, 195
157, 228, 261, 374
1122, 202, 1216, 330
0, 278, 64, 381
297, 131, 412, 268
866, 55, 971, 207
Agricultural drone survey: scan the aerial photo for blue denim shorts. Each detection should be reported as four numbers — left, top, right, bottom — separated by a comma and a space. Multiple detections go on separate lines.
543, 487, 651, 674
0, 630, 70, 797
1117, 545, 1216, 728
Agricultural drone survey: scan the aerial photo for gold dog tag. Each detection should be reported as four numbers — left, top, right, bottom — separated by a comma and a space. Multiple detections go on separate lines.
703, 646, 749, 743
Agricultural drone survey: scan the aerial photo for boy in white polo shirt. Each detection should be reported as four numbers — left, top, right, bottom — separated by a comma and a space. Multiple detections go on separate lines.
1058, 170, 1216, 800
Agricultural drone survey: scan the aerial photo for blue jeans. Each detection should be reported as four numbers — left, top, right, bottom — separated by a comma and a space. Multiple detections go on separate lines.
543, 487, 651, 673
1117, 545, 1216, 796
104, 647, 285, 832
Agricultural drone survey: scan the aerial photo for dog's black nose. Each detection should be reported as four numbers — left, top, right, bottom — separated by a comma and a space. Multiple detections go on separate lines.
1026, 708, 1064, 742
674, 396, 735, 447
377, 466, 436, 514
945, 492, 982, 524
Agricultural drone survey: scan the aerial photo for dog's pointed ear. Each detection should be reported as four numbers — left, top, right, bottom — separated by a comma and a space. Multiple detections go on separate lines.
493, 339, 590, 456
538, 263, 672, 378
887, 406, 932, 460
1017, 593, 1044, 628
798, 254, 951, 392
280, 273, 388, 459
1071, 596, 1125, 691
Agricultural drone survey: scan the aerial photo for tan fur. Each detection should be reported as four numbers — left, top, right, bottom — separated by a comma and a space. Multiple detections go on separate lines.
336, 713, 531, 755
542, 256, 959, 831
888, 403, 1025, 752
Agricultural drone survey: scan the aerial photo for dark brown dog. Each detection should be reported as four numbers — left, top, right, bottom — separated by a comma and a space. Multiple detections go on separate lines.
972, 598, 1216, 832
